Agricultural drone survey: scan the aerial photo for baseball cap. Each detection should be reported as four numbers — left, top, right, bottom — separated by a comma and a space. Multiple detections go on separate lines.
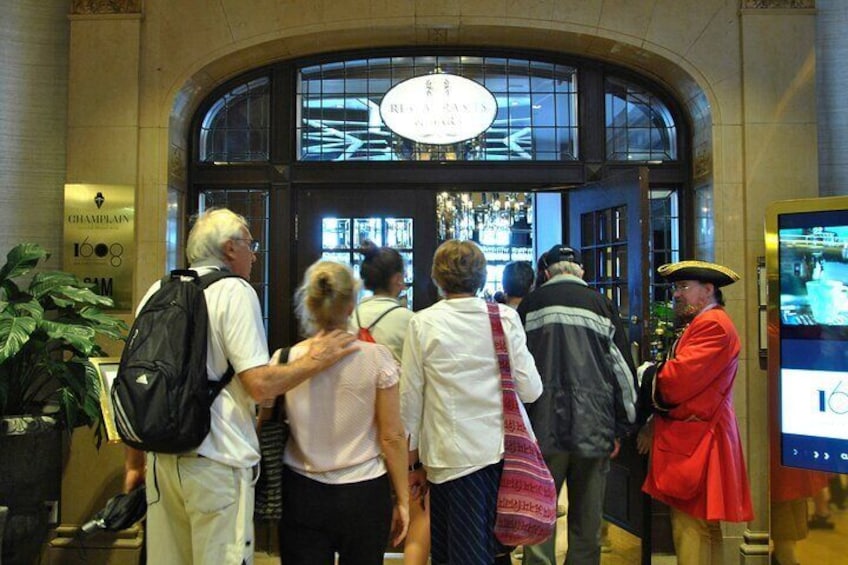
542, 244, 582, 267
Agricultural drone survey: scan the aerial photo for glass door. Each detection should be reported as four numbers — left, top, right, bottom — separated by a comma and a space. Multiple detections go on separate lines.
435, 191, 535, 298
320, 217, 415, 306
567, 167, 658, 564
294, 186, 436, 332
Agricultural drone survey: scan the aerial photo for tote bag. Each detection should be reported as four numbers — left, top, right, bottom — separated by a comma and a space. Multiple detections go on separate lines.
486, 302, 557, 547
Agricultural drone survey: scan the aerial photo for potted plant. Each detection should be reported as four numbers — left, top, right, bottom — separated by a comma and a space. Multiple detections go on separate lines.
0, 242, 126, 564
648, 300, 679, 362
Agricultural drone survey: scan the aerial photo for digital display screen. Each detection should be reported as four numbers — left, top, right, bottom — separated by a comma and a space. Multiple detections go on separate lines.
778, 209, 848, 472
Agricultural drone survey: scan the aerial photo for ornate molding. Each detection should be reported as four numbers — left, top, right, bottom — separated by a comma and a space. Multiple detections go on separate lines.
693, 149, 712, 182
71, 0, 142, 15
742, 0, 814, 8
168, 145, 186, 183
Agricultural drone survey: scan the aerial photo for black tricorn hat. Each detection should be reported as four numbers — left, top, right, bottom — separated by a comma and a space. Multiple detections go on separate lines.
657, 260, 740, 287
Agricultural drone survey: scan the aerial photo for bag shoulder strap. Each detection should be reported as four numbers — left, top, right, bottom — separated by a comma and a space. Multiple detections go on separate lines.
163, 268, 241, 288
486, 301, 512, 384
198, 268, 241, 289
271, 347, 292, 421
356, 303, 403, 331
486, 302, 530, 438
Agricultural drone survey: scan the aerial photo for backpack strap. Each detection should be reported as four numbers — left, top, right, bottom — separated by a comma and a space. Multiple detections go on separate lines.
184, 268, 244, 399
357, 304, 403, 331
197, 268, 240, 289
167, 269, 200, 283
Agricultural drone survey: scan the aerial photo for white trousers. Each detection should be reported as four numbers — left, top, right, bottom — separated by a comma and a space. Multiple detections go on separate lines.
145, 452, 256, 565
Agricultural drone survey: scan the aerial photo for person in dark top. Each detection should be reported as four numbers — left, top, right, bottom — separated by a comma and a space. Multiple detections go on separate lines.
518, 244, 637, 565
500, 260, 535, 309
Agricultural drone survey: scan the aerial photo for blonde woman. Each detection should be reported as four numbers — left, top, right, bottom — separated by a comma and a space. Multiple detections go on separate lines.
279, 260, 409, 565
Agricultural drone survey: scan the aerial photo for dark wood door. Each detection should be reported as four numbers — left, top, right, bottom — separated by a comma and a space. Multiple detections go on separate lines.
293, 185, 437, 328
567, 168, 661, 564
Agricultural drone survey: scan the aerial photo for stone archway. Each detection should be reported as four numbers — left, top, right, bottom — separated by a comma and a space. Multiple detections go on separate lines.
164, 27, 716, 201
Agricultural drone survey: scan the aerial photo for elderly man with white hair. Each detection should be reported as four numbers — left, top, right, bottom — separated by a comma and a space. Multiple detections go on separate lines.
123, 208, 357, 564
517, 244, 638, 565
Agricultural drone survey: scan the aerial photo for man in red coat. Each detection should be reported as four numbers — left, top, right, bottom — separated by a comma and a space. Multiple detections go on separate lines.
638, 260, 754, 565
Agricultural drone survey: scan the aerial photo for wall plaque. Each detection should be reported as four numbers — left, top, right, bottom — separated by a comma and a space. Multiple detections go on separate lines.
379, 72, 498, 145
63, 184, 134, 311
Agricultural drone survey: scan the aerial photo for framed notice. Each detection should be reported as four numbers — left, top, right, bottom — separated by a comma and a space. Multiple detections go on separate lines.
91, 357, 122, 444
63, 184, 135, 311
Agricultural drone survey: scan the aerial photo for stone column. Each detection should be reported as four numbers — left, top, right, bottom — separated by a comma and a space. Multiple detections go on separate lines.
49, 2, 145, 562
740, 1, 818, 564
0, 1, 69, 256
816, 0, 848, 197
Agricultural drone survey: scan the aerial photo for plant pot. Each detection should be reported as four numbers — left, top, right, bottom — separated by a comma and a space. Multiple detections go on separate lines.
0, 416, 62, 565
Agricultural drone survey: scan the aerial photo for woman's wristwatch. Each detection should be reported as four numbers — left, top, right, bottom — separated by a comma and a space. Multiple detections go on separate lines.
408, 460, 423, 472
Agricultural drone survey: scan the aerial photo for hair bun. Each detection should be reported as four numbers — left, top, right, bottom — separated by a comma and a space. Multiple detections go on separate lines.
359, 239, 378, 259
316, 273, 334, 296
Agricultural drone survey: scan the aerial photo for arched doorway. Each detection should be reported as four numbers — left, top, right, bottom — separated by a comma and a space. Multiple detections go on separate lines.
186, 48, 691, 562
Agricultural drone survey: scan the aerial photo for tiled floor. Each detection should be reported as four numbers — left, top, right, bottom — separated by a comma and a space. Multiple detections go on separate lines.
795, 498, 848, 564
255, 520, 654, 565
259, 486, 848, 564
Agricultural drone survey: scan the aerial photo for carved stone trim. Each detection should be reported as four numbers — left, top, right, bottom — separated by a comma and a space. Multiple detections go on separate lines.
742, 0, 814, 8
71, 0, 142, 15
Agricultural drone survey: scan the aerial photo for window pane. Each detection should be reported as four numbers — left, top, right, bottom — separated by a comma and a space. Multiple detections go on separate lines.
296, 56, 577, 162
604, 76, 677, 161
198, 188, 270, 327
199, 77, 270, 163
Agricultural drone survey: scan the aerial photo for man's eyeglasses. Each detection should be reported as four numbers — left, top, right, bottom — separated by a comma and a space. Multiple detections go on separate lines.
672, 282, 696, 292
233, 238, 260, 253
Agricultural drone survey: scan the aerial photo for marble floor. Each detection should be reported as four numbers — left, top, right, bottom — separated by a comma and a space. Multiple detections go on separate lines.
255, 518, 658, 565
794, 498, 848, 565
256, 492, 848, 564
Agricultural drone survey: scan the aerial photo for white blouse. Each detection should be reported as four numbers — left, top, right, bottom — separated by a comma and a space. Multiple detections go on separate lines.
400, 297, 542, 484
349, 295, 413, 362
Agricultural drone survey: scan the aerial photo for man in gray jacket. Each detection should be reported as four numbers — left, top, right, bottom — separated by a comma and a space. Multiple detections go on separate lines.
517, 244, 638, 565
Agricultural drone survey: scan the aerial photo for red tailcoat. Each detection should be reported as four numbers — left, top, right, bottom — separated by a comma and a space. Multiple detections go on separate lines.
643, 306, 755, 522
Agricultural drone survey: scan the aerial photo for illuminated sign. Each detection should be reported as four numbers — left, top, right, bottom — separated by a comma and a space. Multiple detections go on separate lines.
379, 73, 497, 145
768, 195, 848, 473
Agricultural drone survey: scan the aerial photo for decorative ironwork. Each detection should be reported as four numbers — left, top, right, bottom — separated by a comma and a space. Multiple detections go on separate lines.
71, 0, 142, 14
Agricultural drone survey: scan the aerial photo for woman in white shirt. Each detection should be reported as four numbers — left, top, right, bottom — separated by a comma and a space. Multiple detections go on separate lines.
279, 261, 409, 565
353, 240, 413, 361
401, 240, 543, 565
352, 241, 428, 565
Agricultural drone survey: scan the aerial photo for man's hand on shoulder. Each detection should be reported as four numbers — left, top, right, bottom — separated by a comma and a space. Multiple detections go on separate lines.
307, 329, 359, 369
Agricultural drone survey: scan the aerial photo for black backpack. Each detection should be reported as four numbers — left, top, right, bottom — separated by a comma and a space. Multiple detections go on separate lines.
111, 269, 240, 453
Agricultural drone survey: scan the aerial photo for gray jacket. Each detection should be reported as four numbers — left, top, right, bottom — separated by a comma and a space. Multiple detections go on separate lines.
517, 275, 638, 457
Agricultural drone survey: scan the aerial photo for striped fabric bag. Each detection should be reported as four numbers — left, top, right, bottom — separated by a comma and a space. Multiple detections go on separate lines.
486, 302, 557, 547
